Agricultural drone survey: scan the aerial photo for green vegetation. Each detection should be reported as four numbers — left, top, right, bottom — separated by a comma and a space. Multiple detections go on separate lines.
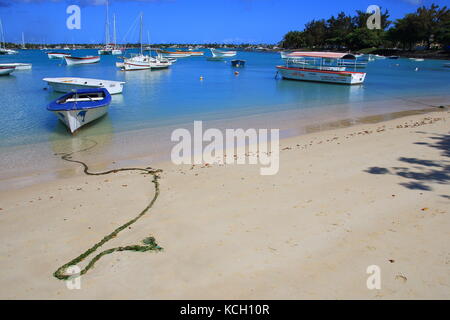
280, 3, 449, 51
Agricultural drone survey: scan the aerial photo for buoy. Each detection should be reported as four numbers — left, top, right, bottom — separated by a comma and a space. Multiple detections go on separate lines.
234, 71, 239, 75
415, 67, 419, 71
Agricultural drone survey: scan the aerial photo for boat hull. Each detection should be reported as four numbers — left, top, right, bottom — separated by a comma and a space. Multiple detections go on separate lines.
0, 66, 15, 75
43, 77, 125, 95
210, 49, 237, 58
277, 66, 366, 85
0, 63, 32, 70
48, 53, 70, 59
64, 56, 100, 66
51, 106, 109, 133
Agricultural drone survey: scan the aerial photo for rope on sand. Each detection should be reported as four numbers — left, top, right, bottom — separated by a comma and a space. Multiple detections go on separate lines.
53, 139, 163, 280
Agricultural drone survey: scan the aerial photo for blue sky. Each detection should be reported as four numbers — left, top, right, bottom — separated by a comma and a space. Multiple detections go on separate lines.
0, 0, 448, 44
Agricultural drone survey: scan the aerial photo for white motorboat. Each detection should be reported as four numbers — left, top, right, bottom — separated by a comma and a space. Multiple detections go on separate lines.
276, 52, 367, 85
0, 65, 15, 75
48, 52, 71, 59
409, 58, 425, 62
43, 77, 125, 95
210, 48, 237, 58
47, 88, 111, 134
64, 55, 101, 66
0, 63, 32, 70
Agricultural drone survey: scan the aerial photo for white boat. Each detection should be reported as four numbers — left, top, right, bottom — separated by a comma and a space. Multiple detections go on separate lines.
47, 88, 111, 134
409, 58, 425, 62
0, 63, 32, 70
210, 48, 237, 58
277, 52, 367, 85
43, 77, 125, 95
0, 19, 17, 55
48, 52, 71, 59
121, 14, 171, 71
123, 54, 171, 70
98, 3, 122, 56
64, 55, 100, 66
444, 63, 450, 68
0, 65, 15, 75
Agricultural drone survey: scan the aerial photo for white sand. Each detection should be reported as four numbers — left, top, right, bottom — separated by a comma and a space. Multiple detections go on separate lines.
0, 109, 449, 299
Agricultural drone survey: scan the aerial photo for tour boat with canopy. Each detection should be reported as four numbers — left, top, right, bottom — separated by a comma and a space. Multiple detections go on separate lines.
47, 88, 112, 134
276, 52, 367, 85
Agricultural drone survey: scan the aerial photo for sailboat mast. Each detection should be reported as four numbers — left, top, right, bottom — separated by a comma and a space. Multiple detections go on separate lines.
0, 19, 4, 49
113, 14, 117, 48
22, 32, 25, 49
105, 0, 110, 45
140, 13, 143, 55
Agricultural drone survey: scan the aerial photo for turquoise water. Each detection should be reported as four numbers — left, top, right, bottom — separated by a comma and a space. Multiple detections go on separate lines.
0, 49, 449, 149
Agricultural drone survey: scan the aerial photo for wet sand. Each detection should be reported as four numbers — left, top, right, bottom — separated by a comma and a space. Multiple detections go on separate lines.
0, 108, 449, 299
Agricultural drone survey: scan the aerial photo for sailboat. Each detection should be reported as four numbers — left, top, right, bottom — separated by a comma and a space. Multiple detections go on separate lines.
0, 19, 18, 55
98, 1, 122, 55
122, 13, 171, 71
21, 32, 26, 50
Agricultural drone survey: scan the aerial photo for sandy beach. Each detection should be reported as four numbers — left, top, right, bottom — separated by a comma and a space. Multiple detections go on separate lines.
0, 108, 449, 299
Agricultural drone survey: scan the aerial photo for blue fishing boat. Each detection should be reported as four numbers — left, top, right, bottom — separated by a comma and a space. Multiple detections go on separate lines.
47, 88, 111, 134
231, 59, 246, 67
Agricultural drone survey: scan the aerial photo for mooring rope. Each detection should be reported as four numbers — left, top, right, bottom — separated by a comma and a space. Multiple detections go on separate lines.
53, 139, 163, 280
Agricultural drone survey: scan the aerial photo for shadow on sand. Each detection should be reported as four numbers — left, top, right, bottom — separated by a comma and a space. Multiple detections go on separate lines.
365, 132, 450, 197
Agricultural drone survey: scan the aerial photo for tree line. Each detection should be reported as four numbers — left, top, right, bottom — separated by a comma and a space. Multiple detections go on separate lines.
280, 3, 450, 51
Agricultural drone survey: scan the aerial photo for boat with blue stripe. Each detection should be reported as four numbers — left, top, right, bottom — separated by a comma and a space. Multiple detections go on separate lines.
47, 88, 111, 134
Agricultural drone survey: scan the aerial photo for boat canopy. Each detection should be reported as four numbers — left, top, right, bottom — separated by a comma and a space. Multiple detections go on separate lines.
286, 52, 357, 60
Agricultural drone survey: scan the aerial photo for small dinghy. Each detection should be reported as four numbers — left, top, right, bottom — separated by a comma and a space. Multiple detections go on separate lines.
0, 63, 32, 70
64, 55, 100, 66
231, 59, 246, 67
43, 77, 125, 94
48, 52, 71, 59
47, 88, 111, 134
0, 65, 15, 75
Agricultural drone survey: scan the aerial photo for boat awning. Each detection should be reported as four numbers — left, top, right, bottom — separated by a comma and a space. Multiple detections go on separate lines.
286, 52, 357, 60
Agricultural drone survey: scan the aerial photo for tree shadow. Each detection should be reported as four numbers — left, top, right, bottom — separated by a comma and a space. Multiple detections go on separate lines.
364, 132, 450, 198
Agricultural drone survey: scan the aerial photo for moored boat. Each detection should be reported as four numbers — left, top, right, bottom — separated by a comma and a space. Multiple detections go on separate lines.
47, 88, 111, 134
43, 77, 125, 95
48, 52, 71, 59
0, 63, 32, 70
276, 52, 366, 85
0, 65, 15, 75
409, 58, 424, 61
64, 55, 101, 66
210, 48, 237, 58
159, 51, 192, 58
388, 55, 400, 59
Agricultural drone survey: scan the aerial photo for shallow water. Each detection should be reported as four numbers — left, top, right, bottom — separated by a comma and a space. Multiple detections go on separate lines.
0, 49, 449, 184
